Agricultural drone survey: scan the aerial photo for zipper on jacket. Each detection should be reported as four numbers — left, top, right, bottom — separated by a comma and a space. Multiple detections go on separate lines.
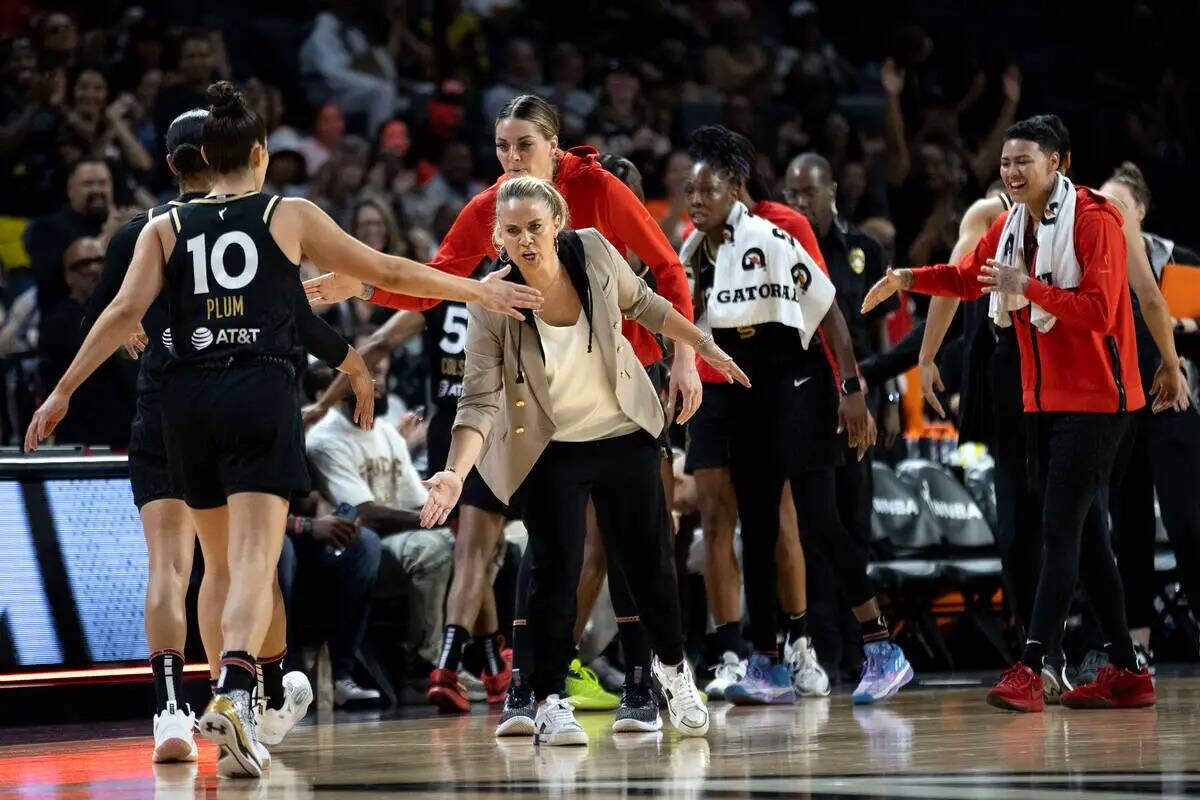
1025, 313, 1044, 412
1106, 336, 1127, 413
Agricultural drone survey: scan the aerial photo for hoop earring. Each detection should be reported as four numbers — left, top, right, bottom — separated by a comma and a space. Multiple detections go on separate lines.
499, 247, 511, 264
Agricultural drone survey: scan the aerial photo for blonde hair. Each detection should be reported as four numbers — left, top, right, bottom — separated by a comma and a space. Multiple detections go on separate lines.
493, 176, 570, 247
495, 94, 560, 142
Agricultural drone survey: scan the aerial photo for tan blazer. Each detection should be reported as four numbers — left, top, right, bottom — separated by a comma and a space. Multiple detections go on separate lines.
454, 228, 672, 503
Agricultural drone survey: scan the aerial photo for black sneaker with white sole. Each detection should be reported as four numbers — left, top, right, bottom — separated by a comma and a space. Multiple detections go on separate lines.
496, 670, 536, 737
613, 668, 662, 733
1041, 655, 1073, 705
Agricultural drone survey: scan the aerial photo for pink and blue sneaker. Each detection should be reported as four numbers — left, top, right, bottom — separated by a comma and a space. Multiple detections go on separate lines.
725, 654, 796, 706
852, 641, 913, 704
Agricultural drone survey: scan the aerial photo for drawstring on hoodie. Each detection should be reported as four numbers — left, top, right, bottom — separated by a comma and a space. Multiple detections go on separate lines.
512, 229, 595, 382
516, 323, 525, 384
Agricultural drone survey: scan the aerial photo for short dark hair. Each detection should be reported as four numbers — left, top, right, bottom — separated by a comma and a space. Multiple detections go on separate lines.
1028, 114, 1071, 156
67, 156, 110, 179
202, 81, 267, 173
1003, 118, 1062, 157
1109, 161, 1151, 209
688, 125, 750, 188
301, 361, 335, 403
789, 152, 834, 185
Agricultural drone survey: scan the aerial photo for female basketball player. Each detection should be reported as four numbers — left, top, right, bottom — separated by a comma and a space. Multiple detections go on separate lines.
419, 176, 747, 744
26, 81, 542, 778
306, 95, 698, 715
680, 125, 913, 707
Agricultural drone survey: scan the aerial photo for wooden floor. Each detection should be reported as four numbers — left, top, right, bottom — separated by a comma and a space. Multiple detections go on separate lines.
3, 675, 1199, 799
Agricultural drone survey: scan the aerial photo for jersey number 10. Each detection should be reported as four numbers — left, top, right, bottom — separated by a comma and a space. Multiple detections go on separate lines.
186, 232, 259, 295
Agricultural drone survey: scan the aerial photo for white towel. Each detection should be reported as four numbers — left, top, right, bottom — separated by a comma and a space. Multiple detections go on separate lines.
989, 173, 1080, 332
679, 201, 834, 349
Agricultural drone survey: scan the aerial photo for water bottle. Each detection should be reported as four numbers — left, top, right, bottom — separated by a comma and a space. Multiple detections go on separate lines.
331, 501, 356, 556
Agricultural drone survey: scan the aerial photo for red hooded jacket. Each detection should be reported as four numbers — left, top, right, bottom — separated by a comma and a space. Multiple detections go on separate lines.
910, 187, 1144, 414
370, 146, 693, 368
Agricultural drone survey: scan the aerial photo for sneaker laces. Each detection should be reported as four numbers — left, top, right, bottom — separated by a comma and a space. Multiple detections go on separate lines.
545, 697, 578, 727
998, 664, 1034, 690
1078, 649, 1108, 679
576, 665, 603, 689
666, 665, 701, 710
709, 655, 743, 683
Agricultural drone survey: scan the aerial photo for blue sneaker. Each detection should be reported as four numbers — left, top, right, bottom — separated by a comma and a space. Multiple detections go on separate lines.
725, 654, 796, 706
852, 641, 913, 704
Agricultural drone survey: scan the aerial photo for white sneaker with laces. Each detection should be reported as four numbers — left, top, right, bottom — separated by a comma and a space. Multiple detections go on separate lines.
533, 694, 588, 746
458, 668, 487, 703
259, 671, 313, 745
785, 637, 831, 697
651, 657, 709, 737
703, 651, 746, 701
152, 703, 197, 763
334, 678, 381, 707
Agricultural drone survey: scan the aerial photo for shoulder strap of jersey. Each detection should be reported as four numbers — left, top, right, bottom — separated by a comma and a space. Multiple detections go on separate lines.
262, 195, 282, 226
999, 192, 1014, 211
169, 205, 183, 234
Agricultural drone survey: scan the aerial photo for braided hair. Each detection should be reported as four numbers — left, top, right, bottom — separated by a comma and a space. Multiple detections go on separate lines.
687, 125, 750, 188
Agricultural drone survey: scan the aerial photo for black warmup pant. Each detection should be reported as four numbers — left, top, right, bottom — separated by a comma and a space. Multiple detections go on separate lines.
511, 431, 684, 700
1110, 405, 1200, 632
1025, 412, 1134, 660
729, 360, 875, 655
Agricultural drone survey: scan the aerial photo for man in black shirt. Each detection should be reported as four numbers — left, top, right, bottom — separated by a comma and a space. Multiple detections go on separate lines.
38, 236, 136, 447
786, 152, 900, 680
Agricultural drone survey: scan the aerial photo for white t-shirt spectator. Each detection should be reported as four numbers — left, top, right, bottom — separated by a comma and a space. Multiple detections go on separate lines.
307, 406, 427, 510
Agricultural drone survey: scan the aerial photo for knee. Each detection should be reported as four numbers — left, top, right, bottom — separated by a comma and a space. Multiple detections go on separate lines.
351, 527, 382, 578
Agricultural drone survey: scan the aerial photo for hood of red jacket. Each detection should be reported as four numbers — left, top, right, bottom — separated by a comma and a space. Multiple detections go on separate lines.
1077, 185, 1125, 228
555, 146, 602, 186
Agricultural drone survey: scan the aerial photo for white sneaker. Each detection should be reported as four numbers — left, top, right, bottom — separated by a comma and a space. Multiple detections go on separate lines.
651, 657, 709, 738
259, 671, 313, 745
458, 668, 487, 703
785, 637, 831, 697
333, 678, 381, 707
703, 651, 746, 701
152, 703, 197, 763
533, 694, 588, 746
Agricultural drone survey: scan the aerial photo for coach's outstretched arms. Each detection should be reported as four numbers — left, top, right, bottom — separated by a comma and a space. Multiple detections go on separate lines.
277, 198, 543, 320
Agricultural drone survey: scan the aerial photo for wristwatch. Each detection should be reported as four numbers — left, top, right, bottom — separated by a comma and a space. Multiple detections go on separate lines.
840, 376, 863, 396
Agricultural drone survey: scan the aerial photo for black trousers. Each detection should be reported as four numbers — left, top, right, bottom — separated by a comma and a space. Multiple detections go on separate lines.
1110, 405, 1200, 631
729, 363, 875, 655
1025, 412, 1134, 657
512, 431, 684, 699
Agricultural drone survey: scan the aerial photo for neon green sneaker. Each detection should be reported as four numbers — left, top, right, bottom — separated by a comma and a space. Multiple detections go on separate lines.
565, 659, 620, 710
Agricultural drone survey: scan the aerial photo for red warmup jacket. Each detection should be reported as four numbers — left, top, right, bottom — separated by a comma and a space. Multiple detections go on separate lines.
370, 146, 693, 368
910, 187, 1144, 414
691, 199, 838, 383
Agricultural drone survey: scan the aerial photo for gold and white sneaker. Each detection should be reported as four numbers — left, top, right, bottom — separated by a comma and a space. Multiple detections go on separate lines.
200, 690, 262, 778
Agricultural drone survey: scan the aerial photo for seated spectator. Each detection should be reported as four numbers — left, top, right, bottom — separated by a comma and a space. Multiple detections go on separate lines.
38, 236, 135, 447
481, 38, 540, 125
278, 488, 383, 708
61, 66, 153, 176
304, 359, 452, 688
298, 4, 402, 135
23, 157, 121, 313
296, 104, 344, 177
400, 140, 482, 231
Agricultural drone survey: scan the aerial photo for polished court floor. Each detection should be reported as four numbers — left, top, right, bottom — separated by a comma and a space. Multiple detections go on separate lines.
2, 675, 1199, 799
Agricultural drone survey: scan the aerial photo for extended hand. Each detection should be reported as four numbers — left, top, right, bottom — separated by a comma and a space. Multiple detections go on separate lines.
837, 392, 876, 461
919, 360, 946, 419
666, 356, 703, 425
124, 324, 148, 359
25, 389, 70, 452
477, 265, 543, 320
305, 272, 364, 306
697, 340, 751, 391
1150, 361, 1190, 414
862, 268, 910, 314
979, 259, 1029, 296
420, 470, 463, 528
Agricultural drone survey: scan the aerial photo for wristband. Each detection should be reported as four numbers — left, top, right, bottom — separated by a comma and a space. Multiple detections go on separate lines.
301, 517, 313, 537
359, 283, 376, 302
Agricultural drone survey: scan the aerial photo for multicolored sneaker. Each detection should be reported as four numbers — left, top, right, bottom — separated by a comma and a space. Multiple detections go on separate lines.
1074, 649, 1109, 685
986, 663, 1044, 713
1061, 664, 1156, 709
565, 659, 619, 711
851, 641, 913, 705
725, 654, 796, 706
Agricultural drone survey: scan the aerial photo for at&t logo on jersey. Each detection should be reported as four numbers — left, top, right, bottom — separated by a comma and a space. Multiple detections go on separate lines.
191, 327, 214, 350
162, 328, 176, 355
214, 328, 261, 345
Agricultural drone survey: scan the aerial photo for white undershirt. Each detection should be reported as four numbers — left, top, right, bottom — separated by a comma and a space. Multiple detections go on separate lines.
535, 311, 639, 442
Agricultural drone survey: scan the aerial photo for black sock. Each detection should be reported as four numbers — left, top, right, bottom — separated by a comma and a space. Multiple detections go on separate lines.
1020, 639, 1046, 671
261, 649, 286, 711
438, 625, 471, 672
783, 611, 809, 648
1106, 639, 1139, 672
150, 649, 185, 713
209, 678, 218, 697
478, 631, 505, 676
714, 621, 745, 658
617, 615, 652, 674
217, 651, 258, 695
860, 615, 891, 645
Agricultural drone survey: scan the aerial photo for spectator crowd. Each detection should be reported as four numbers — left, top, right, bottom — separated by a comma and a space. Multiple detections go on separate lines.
2, 0, 1199, 700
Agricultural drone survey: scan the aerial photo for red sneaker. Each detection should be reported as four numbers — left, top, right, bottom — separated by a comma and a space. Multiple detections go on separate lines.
483, 646, 514, 704
986, 664, 1044, 713
1061, 664, 1156, 709
426, 668, 470, 713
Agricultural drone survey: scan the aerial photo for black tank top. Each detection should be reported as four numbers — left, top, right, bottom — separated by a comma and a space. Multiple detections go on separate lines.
162, 192, 299, 364
422, 300, 469, 413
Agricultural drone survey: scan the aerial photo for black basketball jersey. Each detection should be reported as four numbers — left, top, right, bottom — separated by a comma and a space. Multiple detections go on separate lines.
162, 192, 299, 364
422, 299, 469, 413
